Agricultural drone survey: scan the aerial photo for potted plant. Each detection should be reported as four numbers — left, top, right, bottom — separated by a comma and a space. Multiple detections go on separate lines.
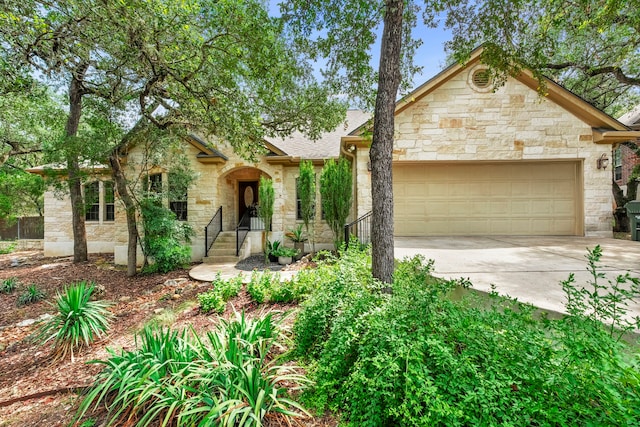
266, 239, 282, 263
271, 246, 298, 265
285, 224, 307, 258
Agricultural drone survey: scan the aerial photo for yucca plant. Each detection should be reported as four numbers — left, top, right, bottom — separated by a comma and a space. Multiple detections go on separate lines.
16, 284, 45, 306
39, 281, 113, 361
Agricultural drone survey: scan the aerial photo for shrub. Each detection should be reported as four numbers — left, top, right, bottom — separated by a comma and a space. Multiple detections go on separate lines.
76, 311, 309, 427
246, 270, 274, 304
197, 273, 243, 314
0, 242, 16, 254
1, 277, 18, 294
16, 284, 45, 306
38, 281, 112, 361
294, 247, 640, 426
140, 198, 194, 274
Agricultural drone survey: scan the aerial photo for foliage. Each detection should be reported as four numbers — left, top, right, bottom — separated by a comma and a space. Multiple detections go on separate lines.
0, 242, 17, 254
258, 176, 275, 263
139, 198, 194, 274
1, 277, 18, 294
0, 168, 45, 221
245, 269, 315, 305
297, 160, 316, 251
293, 246, 640, 426
271, 247, 298, 258
561, 245, 640, 340
446, 0, 640, 115
16, 284, 46, 306
197, 273, 243, 314
320, 158, 353, 249
285, 224, 307, 243
266, 239, 282, 258
38, 281, 112, 361
76, 311, 309, 427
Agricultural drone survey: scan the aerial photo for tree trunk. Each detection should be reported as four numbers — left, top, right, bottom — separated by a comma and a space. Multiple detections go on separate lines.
109, 152, 139, 276
66, 67, 88, 263
371, 0, 403, 284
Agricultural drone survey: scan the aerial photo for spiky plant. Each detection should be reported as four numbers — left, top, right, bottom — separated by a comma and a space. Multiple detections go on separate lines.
39, 281, 112, 361
16, 284, 45, 306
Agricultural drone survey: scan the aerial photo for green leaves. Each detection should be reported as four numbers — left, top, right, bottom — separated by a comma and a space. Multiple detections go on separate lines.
38, 281, 112, 361
293, 246, 640, 426
320, 157, 352, 249
76, 311, 309, 427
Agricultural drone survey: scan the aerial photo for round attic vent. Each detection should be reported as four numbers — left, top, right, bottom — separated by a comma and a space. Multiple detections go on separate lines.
471, 69, 491, 89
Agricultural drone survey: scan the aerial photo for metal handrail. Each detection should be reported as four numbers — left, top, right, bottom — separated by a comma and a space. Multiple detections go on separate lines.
205, 206, 222, 257
236, 210, 251, 256
344, 211, 372, 247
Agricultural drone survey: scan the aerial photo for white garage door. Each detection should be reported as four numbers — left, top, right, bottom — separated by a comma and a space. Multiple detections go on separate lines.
393, 161, 582, 236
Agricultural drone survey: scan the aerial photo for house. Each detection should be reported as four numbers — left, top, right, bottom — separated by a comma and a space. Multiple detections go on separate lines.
32, 48, 640, 264
344, 49, 639, 238
615, 106, 640, 196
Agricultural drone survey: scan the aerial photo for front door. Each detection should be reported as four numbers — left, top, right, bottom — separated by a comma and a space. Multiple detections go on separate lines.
238, 181, 258, 223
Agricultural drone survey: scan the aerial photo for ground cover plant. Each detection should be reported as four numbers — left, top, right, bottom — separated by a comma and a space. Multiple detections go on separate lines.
1, 276, 17, 294
75, 311, 309, 427
197, 273, 243, 314
16, 284, 46, 306
294, 244, 640, 426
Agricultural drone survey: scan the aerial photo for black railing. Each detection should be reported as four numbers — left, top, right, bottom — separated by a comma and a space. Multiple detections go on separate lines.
205, 206, 222, 257
344, 211, 372, 247
236, 210, 251, 256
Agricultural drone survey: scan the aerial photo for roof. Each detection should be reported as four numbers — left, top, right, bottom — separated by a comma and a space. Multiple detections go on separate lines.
619, 105, 640, 130
26, 161, 110, 175
267, 109, 371, 159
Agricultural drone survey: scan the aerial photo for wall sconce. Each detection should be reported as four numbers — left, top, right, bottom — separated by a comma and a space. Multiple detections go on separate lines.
347, 144, 356, 153
597, 153, 610, 170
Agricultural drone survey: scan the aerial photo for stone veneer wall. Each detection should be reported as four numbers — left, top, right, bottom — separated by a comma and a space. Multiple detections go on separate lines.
43, 181, 116, 257
354, 65, 612, 237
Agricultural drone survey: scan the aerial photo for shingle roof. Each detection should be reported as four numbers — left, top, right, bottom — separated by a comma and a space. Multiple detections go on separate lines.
266, 109, 371, 158
619, 105, 640, 130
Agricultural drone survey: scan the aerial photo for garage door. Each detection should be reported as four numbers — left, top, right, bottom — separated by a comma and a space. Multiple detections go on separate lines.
393, 162, 581, 236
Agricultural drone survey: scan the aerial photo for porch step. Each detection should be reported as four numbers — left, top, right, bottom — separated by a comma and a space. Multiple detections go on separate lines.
203, 231, 247, 264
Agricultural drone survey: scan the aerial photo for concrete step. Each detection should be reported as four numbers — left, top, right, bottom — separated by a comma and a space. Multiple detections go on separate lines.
203, 255, 240, 264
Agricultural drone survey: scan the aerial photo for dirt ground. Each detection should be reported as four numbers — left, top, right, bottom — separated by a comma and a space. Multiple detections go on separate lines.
0, 251, 335, 427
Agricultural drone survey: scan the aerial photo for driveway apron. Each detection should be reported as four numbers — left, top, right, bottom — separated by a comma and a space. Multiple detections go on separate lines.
394, 236, 640, 319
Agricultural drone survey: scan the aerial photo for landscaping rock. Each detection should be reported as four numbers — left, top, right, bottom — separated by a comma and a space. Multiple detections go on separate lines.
164, 278, 189, 287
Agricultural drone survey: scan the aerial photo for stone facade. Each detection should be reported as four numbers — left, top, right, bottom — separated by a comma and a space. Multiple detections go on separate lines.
352, 63, 615, 237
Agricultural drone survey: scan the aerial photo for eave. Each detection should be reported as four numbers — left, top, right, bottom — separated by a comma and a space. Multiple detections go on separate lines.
265, 156, 328, 166
592, 129, 640, 144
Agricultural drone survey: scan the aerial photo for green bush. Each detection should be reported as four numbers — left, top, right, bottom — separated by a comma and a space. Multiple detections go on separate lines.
140, 198, 194, 274
38, 281, 112, 360
293, 246, 640, 426
16, 284, 45, 306
197, 273, 243, 314
1, 277, 18, 294
0, 242, 16, 254
76, 311, 309, 427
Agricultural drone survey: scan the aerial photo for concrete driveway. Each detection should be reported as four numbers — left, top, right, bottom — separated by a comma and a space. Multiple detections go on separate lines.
394, 236, 640, 319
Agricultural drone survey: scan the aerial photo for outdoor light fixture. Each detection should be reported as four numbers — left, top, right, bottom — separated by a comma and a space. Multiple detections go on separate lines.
597, 153, 610, 170
347, 144, 356, 152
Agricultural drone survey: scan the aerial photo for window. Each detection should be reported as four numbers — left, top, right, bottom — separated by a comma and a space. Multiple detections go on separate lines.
614, 147, 622, 182
104, 181, 115, 221
149, 173, 163, 193
85, 181, 100, 221
169, 173, 188, 221
84, 181, 114, 222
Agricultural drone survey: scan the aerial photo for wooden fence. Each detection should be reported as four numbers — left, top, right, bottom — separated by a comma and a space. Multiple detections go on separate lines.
0, 217, 44, 240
